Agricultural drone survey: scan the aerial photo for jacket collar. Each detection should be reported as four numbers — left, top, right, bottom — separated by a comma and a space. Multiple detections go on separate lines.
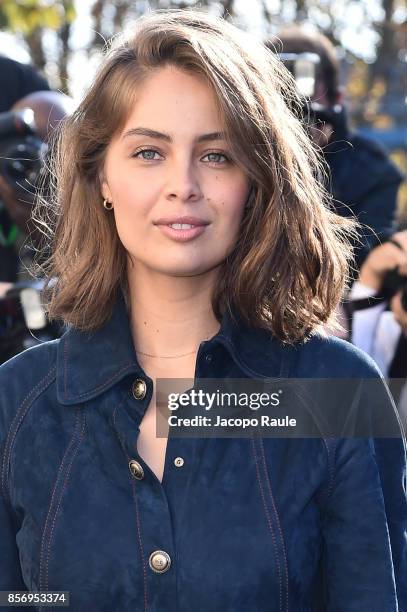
56, 291, 291, 405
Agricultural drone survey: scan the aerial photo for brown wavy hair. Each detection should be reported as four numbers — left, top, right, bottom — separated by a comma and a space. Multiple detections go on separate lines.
33, 8, 357, 344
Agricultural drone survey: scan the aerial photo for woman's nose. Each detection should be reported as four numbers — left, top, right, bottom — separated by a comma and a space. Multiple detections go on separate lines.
164, 158, 202, 202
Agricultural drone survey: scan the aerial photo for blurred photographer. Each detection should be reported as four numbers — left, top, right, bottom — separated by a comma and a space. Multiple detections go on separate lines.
0, 90, 75, 363
0, 55, 50, 283
0, 90, 74, 257
266, 28, 404, 274
348, 230, 407, 421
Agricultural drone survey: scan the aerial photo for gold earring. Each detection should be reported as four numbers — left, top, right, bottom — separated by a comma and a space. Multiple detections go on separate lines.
103, 199, 113, 211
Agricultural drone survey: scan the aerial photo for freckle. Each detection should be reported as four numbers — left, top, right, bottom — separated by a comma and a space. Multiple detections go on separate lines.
156, 329, 159, 333
143, 321, 147, 325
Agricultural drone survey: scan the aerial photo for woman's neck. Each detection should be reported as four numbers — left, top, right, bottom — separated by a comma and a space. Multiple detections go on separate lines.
127, 265, 221, 365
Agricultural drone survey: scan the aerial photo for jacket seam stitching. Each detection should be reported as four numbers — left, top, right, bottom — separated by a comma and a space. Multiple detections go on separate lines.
250, 434, 283, 612
1, 366, 56, 507
325, 438, 337, 499
38, 406, 86, 591
316, 437, 338, 507
259, 437, 289, 612
45, 408, 86, 591
112, 399, 148, 611
131, 479, 148, 612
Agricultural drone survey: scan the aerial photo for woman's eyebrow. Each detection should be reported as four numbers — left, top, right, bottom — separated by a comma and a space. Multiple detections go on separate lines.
121, 127, 226, 143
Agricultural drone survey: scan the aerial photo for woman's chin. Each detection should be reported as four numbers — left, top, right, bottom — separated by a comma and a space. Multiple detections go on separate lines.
153, 260, 222, 278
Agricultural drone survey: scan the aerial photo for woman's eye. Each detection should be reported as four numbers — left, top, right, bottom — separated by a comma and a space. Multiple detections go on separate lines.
132, 149, 162, 161
202, 152, 230, 164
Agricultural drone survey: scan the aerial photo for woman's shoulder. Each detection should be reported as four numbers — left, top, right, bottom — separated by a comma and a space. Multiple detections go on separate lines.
293, 331, 383, 379
0, 339, 59, 434
0, 338, 59, 378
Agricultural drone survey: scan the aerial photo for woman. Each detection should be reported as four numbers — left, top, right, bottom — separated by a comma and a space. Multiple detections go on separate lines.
0, 9, 405, 611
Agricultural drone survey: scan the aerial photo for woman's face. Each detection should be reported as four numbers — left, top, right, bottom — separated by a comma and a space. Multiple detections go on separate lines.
101, 65, 251, 278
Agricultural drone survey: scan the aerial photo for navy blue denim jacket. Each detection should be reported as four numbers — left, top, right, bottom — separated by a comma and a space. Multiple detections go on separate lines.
1, 292, 406, 611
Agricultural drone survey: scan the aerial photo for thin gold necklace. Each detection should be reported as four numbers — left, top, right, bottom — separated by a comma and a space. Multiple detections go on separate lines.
135, 348, 198, 359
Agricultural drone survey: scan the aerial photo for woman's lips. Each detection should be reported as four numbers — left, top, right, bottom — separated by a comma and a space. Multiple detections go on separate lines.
155, 224, 208, 242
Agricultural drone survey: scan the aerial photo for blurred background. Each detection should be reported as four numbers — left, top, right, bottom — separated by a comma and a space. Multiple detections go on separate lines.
0, 0, 405, 220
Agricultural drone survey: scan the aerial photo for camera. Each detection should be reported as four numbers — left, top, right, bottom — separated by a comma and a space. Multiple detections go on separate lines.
0, 109, 58, 364
380, 267, 407, 312
374, 237, 407, 312
0, 280, 63, 365
0, 107, 48, 200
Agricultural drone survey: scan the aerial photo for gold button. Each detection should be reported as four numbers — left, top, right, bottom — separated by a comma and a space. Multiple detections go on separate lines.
174, 457, 184, 467
149, 550, 171, 574
132, 378, 147, 400
129, 459, 144, 480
